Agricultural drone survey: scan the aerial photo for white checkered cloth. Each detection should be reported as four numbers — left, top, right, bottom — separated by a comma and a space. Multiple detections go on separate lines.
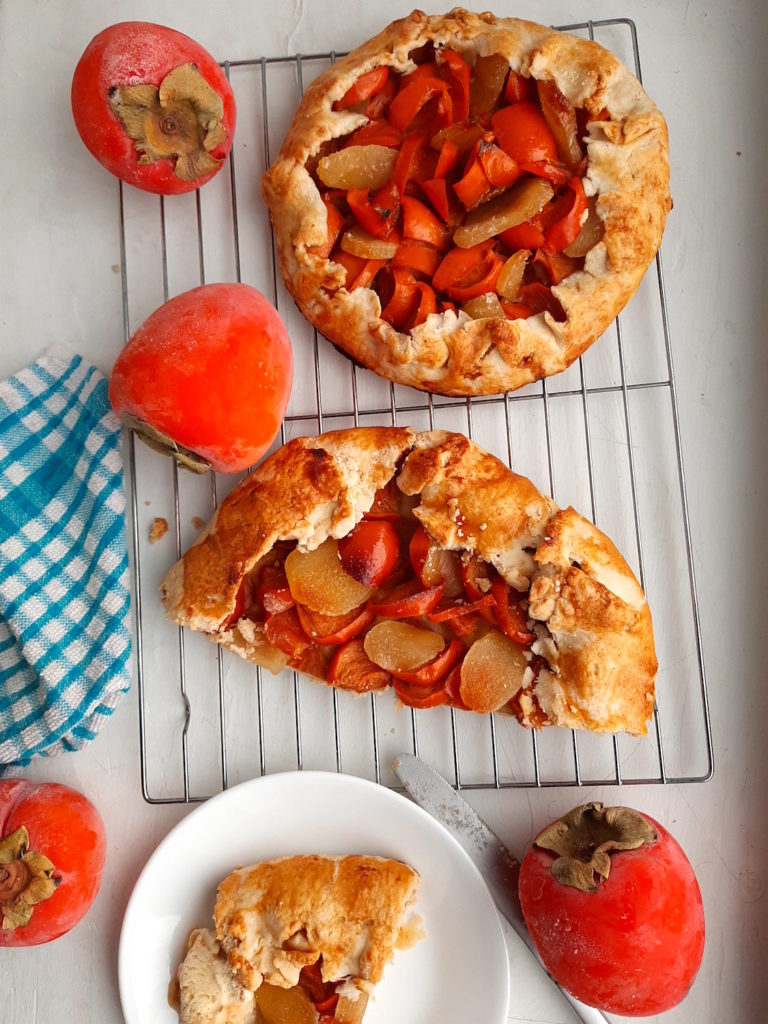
0, 346, 131, 767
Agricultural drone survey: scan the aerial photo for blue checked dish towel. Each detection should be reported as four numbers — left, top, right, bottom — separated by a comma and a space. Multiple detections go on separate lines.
0, 346, 131, 767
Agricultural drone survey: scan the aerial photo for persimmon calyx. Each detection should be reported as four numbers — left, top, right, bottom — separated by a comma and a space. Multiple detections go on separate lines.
0, 826, 58, 930
108, 63, 227, 182
120, 412, 210, 474
534, 802, 658, 892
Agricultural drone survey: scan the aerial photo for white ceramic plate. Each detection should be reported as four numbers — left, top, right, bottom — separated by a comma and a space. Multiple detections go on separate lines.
119, 771, 509, 1024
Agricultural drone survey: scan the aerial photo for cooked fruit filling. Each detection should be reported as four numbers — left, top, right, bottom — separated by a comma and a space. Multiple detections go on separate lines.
310, 45, 606, 327
250, 958, 362, 1024
222, 481, 552, 719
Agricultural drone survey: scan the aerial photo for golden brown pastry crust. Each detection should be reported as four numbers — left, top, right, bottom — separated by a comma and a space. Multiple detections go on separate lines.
262, 7, 671, 396
161, 427, 656, 735
214, 855, 419, 999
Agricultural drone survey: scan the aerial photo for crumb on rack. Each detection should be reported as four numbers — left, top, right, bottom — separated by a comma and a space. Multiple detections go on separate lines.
149, 517, 168, 543
192, 516, 205, 530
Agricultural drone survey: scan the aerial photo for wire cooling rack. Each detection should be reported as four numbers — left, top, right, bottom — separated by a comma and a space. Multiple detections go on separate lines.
116, 18, 713, 803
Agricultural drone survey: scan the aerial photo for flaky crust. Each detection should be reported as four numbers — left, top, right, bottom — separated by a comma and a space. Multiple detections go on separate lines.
262, 8, 671, 396
214, 855, 419, 998
161, 427, 656, 735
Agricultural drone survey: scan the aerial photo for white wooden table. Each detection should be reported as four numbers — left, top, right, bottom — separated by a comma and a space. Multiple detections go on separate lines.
1, 1, 766, 1021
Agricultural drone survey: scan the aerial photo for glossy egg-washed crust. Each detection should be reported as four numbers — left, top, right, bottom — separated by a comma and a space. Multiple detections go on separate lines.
161, 427, 657, 735
214, 855, 419, 1006
261, 8, 671, 396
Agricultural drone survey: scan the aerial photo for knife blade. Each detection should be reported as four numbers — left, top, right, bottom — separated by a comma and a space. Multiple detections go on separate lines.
393, 753, 610, 1024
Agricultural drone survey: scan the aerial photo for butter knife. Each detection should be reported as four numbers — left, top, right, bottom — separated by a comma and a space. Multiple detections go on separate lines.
393, 753, 610, 1024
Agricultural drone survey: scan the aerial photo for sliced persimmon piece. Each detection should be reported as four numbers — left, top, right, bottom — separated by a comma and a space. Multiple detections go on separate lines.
330, 248, 386, 290
517, 282, 566, 320
419, 177, 464, 226
393, 678, 450, 709
340, 225, 399, 260
333, 66, 390, 110
453, 178, 554, 248
469, 53, 509, 117
443, 663, 471, 710
496, 248, 531, 301
401, 195, 451, 249
504, 69, 533, 104
459, 630, 529, 713
391, 240, 442, 277
295, 602, 375, 646
369, 581, 444, 618
410, 282, 437, 327
338, 520, 400, 586
518, 159, 571, 187
434, 137, 461, 177
378, 266, 421, 329
432, 242, 505, 302
440, 49, 471, 122
365, 620, 445, 673
409, 525, 464, 596
285, 538, 373, 615
347, 119, 402, 148
256, 981, 318, 1024
498, 217, 546, 250
328, 638, 391, 693
427, 593, 495, 622
308, 198, 346, 258
391, 638, 464, 685
264, 607, 313, 660
564, 196, 604, 257
430, 120, 485, 154
532, 247, 581, 286
452, 147, 494, 208
536, 79, 583, 170
461, 292, 505, 320
500, 300, 534, 320
491, 101, 558, 163
422, 545, 463, 596
478, 141, 523, 189
490, 575, 534, 644
388, 76, 451, 133
317, 145, 397, 190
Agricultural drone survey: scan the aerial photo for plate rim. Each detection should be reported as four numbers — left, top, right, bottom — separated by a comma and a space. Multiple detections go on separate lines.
118, 769, 510, 1023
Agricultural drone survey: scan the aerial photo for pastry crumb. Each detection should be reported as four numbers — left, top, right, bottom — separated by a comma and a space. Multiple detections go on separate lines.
192, 516, 205, 530
150, 517, 169, 543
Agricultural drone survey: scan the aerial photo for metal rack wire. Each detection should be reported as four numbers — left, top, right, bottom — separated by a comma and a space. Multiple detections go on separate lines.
117, 18, 713, 804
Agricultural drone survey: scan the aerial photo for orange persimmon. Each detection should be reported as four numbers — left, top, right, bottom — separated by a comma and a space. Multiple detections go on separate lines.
109, 283, 293, 473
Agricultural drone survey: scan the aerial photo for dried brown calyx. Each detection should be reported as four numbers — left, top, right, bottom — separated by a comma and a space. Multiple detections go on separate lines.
109, 63, 227, 182
534, 801, 657, 893
121, 412, 210, 474
0, 826, 58, 930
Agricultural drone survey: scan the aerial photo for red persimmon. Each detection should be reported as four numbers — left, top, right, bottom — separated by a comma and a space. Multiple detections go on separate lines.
0, 781, 106, 947
518, 802, 705, 1016
71, 22, 236, 194
109, 283, 293, 474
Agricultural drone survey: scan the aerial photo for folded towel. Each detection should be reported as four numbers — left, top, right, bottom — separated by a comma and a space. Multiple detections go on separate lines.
0, 345, 131, 767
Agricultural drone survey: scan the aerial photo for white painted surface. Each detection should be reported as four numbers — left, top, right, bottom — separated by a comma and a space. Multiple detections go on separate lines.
0, 1, 766, 1022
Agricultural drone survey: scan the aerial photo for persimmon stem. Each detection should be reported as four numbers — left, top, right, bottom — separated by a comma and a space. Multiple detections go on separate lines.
121, 413, 210, 474
534, 802, 657, 892
0, 827, 58, 930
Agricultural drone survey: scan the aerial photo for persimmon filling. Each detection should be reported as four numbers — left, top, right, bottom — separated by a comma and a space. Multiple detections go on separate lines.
255, 957, 346, 1023
222, 481, 551, 719
309, 46, 606, 327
